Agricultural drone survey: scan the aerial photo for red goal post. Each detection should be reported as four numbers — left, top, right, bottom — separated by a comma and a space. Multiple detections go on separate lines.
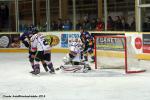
94, 35, 146, 74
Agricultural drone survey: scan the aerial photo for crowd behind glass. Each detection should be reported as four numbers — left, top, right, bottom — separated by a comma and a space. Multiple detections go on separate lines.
0, 1, 150, 32
2, 15, 138, 32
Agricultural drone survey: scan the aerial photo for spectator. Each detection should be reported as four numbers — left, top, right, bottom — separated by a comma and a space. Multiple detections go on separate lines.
57, 18, 63, 31
107, 16, 114, 31
142, 17, 150, 32
121, 17, 130, 31
0, 3, 9, 31
130, 17, 135, 31
90, 18, 97, 30
37, 24, 44, 32
114, 16, 123, 31
51, 21, 58, 31
10, 36, 20, 48
76, 19, 83, 30
96, 18, 104, 31
63, 19, 72, 30
82, 17, 91, 30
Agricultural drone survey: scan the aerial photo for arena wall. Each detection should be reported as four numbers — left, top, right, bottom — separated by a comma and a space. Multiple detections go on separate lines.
0, 31, 150, 60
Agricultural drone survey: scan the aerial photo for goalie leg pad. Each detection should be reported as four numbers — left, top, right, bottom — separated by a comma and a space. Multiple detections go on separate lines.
84, 63, 91, 70
60, 65, 88, 73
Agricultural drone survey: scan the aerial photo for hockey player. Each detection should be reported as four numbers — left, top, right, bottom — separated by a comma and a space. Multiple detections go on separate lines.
59, 39, 91, 73
20, 26, 48, 73
30, 33, 55, 75
80, 28, 95, 63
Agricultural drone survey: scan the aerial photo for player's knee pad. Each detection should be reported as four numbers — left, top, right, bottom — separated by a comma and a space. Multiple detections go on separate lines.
34, 64, 40, 69
44, 60, 51, 65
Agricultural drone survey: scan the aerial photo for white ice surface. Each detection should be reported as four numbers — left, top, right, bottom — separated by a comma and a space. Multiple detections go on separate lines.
0, 53, 150, 100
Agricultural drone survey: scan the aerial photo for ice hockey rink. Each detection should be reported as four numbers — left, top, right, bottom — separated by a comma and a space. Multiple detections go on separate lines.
0, 53, 150, 100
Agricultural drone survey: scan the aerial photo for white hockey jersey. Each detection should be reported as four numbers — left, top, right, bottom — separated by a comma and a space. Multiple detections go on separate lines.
30, 33, 51, 51
69, 41, 82, 62
70, 41, 82, 54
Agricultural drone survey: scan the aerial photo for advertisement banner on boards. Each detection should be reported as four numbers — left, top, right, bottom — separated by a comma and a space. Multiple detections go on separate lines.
43, 32, 81, 48
143, 34, 150, 53
91, 32, 124, 51
61, 33, 80, 48
125, 33, 142, 54
68, 33, 80, 47
0, 34, 20, 48
61, 34, 68, 48
41, 32, 61, 48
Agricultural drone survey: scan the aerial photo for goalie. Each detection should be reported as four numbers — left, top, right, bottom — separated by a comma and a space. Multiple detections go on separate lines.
58, 39, 91, 73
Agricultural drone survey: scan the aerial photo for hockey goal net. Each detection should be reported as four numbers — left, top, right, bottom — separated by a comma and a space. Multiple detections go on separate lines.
94, 35, 146, 74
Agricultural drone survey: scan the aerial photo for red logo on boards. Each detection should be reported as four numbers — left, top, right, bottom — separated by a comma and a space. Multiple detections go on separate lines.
135, 37, 142, 49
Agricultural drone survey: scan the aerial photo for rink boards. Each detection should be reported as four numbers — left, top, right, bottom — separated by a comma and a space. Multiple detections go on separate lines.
0, 31, 150, 60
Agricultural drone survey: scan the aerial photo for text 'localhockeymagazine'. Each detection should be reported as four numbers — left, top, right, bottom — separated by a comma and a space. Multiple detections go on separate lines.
2, 94, 45, 98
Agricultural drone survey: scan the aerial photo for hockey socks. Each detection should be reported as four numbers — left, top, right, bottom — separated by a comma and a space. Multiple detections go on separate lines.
48, 63, 55, 74
42, 63, 49, 72
33, 64, 40, 75
84, 56, 88, 61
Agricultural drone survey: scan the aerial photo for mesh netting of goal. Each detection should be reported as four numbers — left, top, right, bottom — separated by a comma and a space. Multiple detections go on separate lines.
94, 35, 146, 74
